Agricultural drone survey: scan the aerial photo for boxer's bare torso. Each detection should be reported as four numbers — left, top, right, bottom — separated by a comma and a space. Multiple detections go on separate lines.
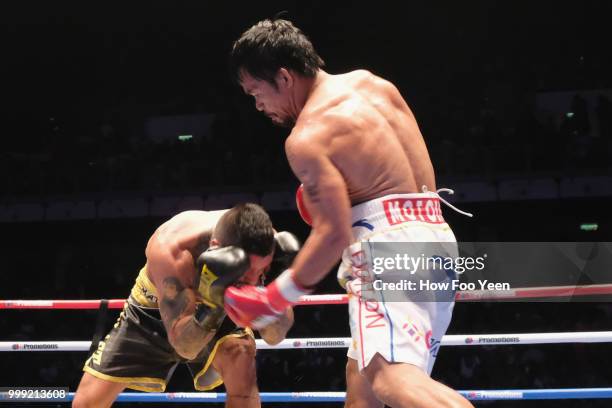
239, 68, 438, 285
289, 70, 435, 205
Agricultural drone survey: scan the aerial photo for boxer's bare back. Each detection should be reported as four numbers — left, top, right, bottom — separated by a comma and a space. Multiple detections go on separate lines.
291, 70, 435, 204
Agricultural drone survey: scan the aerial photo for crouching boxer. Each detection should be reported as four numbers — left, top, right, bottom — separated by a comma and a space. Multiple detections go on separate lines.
72, 203, 300, 408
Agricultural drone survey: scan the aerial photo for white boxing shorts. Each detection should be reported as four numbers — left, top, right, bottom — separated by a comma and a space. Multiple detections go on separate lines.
339, 192, 458, 374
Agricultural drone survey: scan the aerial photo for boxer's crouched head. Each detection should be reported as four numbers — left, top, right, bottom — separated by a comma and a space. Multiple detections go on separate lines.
213, 203, 275, 257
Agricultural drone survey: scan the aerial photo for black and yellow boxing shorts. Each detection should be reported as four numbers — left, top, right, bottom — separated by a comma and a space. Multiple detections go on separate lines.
83, 297, 252, 392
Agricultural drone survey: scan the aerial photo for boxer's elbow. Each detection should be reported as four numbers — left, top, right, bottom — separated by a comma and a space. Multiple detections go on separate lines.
169, 333, 203, 361
167, 326, 194, 360
172, 342, 199, 361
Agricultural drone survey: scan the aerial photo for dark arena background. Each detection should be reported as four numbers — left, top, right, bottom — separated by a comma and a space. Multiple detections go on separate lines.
1, 1, 611, 407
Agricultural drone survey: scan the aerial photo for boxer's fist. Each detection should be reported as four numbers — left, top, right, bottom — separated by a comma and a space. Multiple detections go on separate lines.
224, 269, 310, 329
224, 285, 285, 329
197, 246, 250, 306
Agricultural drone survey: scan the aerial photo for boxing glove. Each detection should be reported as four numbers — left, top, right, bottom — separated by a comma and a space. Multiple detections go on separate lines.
267, 231, 301, 281
296, 184, 312, 225
196, 246, 250, 306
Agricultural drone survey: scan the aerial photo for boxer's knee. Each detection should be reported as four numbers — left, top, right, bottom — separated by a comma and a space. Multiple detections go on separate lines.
365, 354, 472, 408
72, 372, 125, 408
72, 393, 105, 408
364, 354, 431, 407
367, 365, 410, 405
345, 359, 383, 408
214, 336, 258, 392
218, 336, 256, 368
214, 336, 260, 408
71, 393, 89, 408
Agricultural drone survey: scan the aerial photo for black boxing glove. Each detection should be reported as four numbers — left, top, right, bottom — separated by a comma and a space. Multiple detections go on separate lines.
267, 231, 301, 281
196, 246, 250, 306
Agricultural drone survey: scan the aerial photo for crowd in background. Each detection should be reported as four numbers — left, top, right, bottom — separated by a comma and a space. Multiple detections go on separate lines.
2, 89, 611, 198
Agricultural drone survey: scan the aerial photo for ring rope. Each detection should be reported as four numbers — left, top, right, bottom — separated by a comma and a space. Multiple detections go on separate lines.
2, 331, 611, 352
106, 388, 612, 401
1, 283, 611, 310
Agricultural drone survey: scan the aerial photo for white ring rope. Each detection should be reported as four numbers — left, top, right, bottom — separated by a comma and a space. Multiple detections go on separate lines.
2, 331, 611, 352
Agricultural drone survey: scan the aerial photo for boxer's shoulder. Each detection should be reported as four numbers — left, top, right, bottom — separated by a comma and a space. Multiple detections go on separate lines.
163, 210, 228, 229
336, 70, 402, 105
286, 114, 349, 162
343, 69, 376, 84
336, 69, 391, 91
151, 210, 226, 247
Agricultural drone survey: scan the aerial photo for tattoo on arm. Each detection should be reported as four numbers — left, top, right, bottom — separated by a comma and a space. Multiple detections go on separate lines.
304, 182, 320, 204
159, 277, 189, 328
159, 276, 216, 359
286, 139, 321, 204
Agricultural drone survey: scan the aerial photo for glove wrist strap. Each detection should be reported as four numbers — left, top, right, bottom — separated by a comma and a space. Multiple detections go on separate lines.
193, 303, 224, 331
268, 269, 311, 311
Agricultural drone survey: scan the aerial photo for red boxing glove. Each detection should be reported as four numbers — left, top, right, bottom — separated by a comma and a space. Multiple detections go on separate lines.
224, 269, 310, 329
296, 184, 312, 226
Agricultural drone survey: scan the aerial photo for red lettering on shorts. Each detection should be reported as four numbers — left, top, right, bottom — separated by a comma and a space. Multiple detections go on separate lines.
383, 198, 444, 225
425, 330, 433, 350
350, 250, 373, 282
365, 312, 386, 328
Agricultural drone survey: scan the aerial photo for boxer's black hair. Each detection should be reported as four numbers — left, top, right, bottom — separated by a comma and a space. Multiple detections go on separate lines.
213, 203, 275, 256
230, 18, 325, 87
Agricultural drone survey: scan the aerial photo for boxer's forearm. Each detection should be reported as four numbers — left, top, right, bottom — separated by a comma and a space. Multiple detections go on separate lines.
291, 224, 350, 288
158, 276, 216, 360
285, 134, 352, 288
170, 316, 216, 360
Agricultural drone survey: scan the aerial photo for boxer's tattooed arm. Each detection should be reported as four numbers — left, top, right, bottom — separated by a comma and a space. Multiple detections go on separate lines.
159, 277, 189, 328
303, 182, 321, 204
159, 277, 215, 360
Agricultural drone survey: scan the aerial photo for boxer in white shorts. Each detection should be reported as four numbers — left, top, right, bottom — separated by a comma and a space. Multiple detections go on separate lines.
226, 18, 474, 408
